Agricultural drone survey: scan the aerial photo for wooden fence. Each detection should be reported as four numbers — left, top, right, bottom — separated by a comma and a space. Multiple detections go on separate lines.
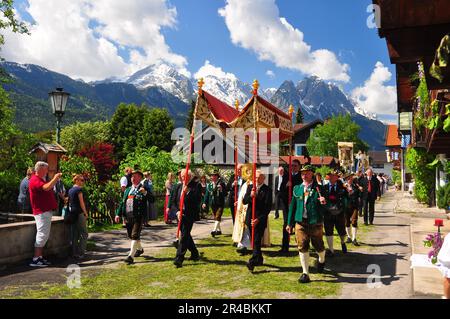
87, 191, 166, 226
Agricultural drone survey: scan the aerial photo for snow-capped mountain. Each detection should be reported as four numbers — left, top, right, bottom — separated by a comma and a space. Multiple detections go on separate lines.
260, 88, 278, 101
271, 76, 358, 120
353, 102, 378, 121
1, 60, 387, 150
192, 74, 253, 107
126, 63, 195, 104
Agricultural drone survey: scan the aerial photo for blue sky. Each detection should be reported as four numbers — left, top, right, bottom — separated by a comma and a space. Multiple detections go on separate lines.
8, 0, 396, 120
163, 0, 394, 91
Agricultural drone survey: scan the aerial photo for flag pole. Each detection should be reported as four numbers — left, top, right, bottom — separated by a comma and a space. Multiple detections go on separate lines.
176, 78, 203, 239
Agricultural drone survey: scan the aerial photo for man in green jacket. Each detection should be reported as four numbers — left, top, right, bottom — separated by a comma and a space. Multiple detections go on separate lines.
202, 171, 227, 237
115, 169, 149, 265
287, 165, 327, 284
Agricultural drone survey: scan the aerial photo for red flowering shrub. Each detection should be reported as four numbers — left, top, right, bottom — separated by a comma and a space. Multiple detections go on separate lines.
78, 143, 117, 183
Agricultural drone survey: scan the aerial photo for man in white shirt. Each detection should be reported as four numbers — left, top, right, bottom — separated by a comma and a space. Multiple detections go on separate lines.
119, 167, 133, 228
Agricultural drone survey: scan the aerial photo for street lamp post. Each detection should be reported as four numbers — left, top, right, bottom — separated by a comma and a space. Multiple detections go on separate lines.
49, 88, 70, 144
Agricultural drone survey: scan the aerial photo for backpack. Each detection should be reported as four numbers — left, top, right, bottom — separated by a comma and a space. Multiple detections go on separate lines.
64, 188, 80, 225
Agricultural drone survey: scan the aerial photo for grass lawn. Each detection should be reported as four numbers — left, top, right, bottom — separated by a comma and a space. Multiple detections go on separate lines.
0, 212, 373, 299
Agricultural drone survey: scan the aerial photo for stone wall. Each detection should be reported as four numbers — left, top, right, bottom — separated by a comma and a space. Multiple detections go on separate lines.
0, 214, 70, 266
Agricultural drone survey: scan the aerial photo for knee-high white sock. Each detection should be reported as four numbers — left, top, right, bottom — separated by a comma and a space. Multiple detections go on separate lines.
299, 252, 310, 275
352, 227, 358, 241
217, 221, 221, 232
213, 221, 218, 232
346, 227, 351, 239
128, 240, 138, 257
340, 235, 347, 245
326, 236, 334, 253
318, 251, 326, 264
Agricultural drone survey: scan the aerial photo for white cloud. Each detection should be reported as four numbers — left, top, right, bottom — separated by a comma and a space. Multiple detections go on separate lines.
266, 70, 275, 78
194, 60, 237, 81
351, 62, 397, 115
2, 0, 189, 81
218, 0, 350, 82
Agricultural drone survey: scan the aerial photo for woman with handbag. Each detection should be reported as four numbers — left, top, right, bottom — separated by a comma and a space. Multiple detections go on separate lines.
68, 174, 89, 259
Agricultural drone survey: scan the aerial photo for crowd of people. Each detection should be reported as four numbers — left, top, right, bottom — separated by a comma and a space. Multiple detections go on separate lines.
20, 160, 400, 285
112, 159, 391, 283
16, 157, 450, 296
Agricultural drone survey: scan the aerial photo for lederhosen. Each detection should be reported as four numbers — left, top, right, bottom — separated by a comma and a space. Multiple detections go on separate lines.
121, 185, 147, 240
204, 180, 226, 222
345, 182, 360, 228
289, 183, 326, 254
323, 183, 347, 237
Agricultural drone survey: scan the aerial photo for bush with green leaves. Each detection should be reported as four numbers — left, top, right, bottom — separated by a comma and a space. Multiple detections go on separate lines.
59, 155, 121, 222
406, 147, 436, 205
120, 146, 180, 193
437, 183, 450, 210
392, 170, 401, 187
59, 121, 111, 155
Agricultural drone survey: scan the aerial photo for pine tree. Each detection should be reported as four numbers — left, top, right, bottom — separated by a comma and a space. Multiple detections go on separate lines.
296, 107, 304, 124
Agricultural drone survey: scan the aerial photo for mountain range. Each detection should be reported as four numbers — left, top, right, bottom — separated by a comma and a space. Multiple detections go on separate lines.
1, 61, 387, 150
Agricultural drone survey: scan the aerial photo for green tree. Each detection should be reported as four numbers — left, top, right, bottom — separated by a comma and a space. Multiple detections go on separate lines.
110, 103, 149, 160
295, 107, 304, 124
406, 147, 435, 205
139, 108, 175, 152
59, 121, 111, 155
185, 100, 196, 130
306, 114, 369, 158
0, 0, 35, 211
0, 0, 29, 47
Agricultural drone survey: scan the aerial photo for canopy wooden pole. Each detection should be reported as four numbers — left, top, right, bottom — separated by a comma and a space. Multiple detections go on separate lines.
251, 80, 259, 250
234, 142, 238, 223
288, 105, 295, 243
233, 100, 240, 223
288, 105, 295, 205
176, 78, 203, 239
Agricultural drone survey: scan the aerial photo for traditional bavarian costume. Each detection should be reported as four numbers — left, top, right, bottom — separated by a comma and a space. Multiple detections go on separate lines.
116, 170, 149, 264
322, 170, 349, 257
288, 165, 326, 284
203, 171, 227, 237
344, 174, 361, 246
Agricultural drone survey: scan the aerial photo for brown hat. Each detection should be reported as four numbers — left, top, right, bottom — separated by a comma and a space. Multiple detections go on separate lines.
131, 169, 144, 178
344, 172, 355, 180
300, 164, 315, 173
329, 169, 341, 176
211, 170, 221, 176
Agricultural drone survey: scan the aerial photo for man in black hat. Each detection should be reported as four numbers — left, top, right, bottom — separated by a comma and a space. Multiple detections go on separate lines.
344, 173, 361, 246
173, 169, 202, 268
322, 170, 349, 257
244, 170, 272, 272
115, 169, 150, 265
202, 170, 227, 237
287, 164, 326, 284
